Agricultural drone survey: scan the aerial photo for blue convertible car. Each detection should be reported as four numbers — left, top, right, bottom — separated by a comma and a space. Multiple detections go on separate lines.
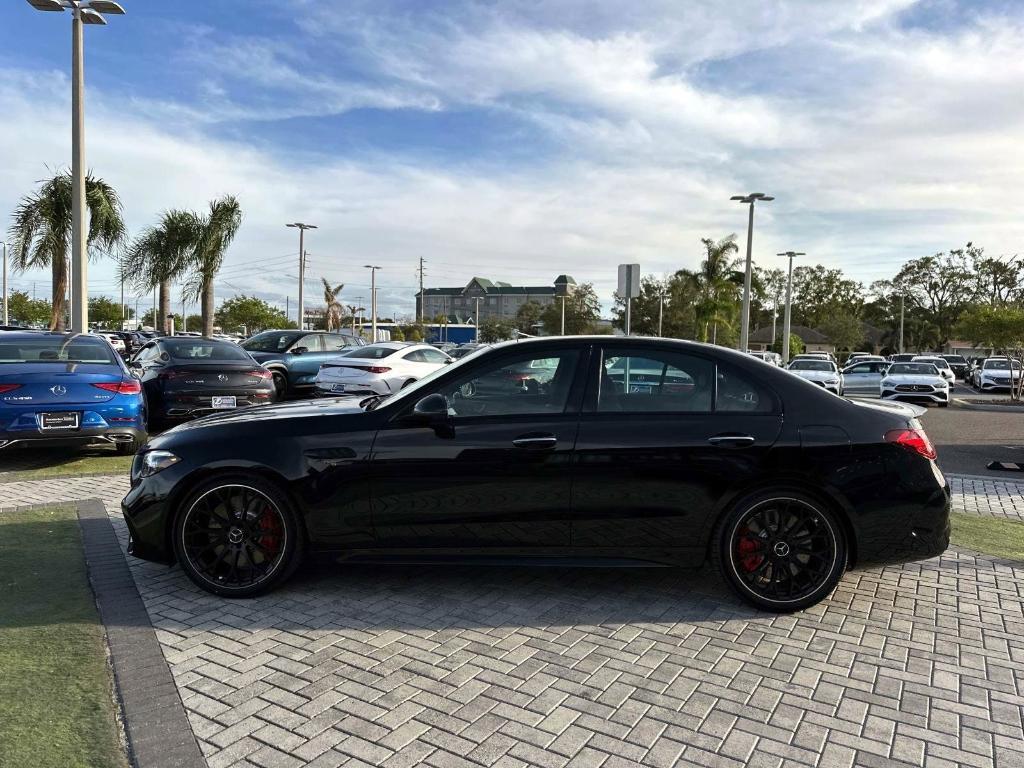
0, 332, 147, 454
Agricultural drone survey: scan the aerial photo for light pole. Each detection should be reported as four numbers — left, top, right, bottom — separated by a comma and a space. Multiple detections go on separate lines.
364, 265, 382, 342
731, 192, 774, 352
658, 289, 665, 337
1, 241, 7, 325
898, 294, 905, 354
560, 296, 566, 335
286, 222, 316, 330
27, 0, 125, 333
777, 251, 805, 364
474, 296, 481, 341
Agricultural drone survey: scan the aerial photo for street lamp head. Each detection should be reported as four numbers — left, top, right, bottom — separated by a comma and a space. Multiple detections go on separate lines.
26, 0, 65, 10
86, 0, 126, 13
286, 222, 317, 230
80, 7, 107, 24
776, 251, 806, 257
732, 192, 774, 203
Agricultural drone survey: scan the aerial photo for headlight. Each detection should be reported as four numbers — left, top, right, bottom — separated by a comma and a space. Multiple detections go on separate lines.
826, 378, 839, 385
138, 450, 180, 478
881, 379, 891, 386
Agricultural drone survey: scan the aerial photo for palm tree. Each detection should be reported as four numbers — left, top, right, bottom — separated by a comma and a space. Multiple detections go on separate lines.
346, 303, 364, 334
121, 210, 194, 333
8, 170, 126, 330
321, 278, 344, 331
684, 235, 742, 343
182, 196, 242, 337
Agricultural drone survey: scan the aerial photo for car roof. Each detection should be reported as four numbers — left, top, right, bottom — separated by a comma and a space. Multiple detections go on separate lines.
0, 331, 108, 342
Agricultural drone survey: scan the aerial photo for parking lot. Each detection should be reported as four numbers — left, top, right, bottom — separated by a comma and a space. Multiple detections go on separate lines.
2, 395, 1023, 768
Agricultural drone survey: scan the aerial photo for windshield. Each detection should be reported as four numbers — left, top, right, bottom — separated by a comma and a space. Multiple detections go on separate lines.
0, 336, 117, 364
985, 359, 1021, 370
913, 357, 949, 369
789, 361, 835, 372
942, 355, 967, 364
889, 363, 938, 375
341, 345, 402, 360
163, 340, 252, 361
241, 331, 301, 352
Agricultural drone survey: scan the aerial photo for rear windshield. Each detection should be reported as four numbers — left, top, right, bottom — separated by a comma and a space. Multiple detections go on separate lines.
163, 340, 252, 361
889, 363, 938, 375
789, 361, 834, 371
0, 337, 116, 364
241, 331, 300, 352
341, 345, 401, 360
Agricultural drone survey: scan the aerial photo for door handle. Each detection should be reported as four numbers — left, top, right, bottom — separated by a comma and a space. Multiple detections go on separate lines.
512, 434, 558, 449
708, 434, 755, 447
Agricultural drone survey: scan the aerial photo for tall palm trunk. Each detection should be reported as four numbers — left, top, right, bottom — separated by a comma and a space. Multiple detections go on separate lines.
201, 282, 215, 337
51, 257, 67, 331
158, 280, 171, 334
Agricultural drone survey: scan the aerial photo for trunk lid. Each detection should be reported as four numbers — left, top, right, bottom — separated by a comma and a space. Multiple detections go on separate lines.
0, 362, 126, 405
160, 363, 269, 390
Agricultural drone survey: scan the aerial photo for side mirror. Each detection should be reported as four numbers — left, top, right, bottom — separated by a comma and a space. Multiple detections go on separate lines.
127, 359, 142, 369
412, 393, 449, 421
290, 346, 308, 355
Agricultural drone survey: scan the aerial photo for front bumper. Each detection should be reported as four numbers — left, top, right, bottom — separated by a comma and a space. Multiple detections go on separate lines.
980, 379, 1016, 391
121, 460, 187, 565
881, 388, 948, 404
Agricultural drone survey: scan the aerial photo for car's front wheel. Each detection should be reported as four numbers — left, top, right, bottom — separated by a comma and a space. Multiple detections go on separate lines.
712, 491, 846, 612
173, 476, 304, 597
271, 371, 288, 400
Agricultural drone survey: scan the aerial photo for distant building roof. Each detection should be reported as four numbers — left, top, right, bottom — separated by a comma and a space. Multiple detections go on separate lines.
419, 275, 569, 297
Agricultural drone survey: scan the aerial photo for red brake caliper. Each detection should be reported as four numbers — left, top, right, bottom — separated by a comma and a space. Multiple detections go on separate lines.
736, 527, 764, 572
258, 507, 283, 557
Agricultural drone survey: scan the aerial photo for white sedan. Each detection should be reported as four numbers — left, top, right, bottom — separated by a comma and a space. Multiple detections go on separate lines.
314, 342, 452, 396
911, 355, 955, 385
786, 359, 844, 395
880, 362, 949, 406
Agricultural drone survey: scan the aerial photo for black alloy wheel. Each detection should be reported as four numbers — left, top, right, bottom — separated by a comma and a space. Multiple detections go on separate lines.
271, 371, 288, 399
713, 492, 846, 612
173, 478, 303, 597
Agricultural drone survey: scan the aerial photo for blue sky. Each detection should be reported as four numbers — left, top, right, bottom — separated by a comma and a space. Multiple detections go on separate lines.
1, 0, 1022, 320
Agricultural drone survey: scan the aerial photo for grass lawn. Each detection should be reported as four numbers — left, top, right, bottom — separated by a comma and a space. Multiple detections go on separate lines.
951, 511, 1024, 562
0, 447, 133, 480
0, 506, 128, 768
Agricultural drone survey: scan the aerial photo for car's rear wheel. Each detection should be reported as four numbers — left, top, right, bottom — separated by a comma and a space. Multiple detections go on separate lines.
712, 491, 846, 612
173, 476, 304, 597
271, 371, 288, 400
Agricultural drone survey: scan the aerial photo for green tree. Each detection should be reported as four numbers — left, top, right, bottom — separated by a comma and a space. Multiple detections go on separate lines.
771, 333, 804, 357
540, 283, 601, 335
479, 318, 514, 343
885, 248, 974, 344
88, 296, 132, 329
215, 295, 293, 335
138, 308, 181, 330
183, 196, 243, 337
390, 325, 406, 341
121, 210, 193, 334
5, 290, 52, 326
320, 278, 344, 332
818, 313, 864, 357
8, 170, 126, 330
183, 314, 204, 332
957, 305, 1024, 398
515, 300, 544, 333
791, 265, 863, 329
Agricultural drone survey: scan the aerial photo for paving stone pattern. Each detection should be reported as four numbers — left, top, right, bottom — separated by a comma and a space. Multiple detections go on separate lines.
949, 475, 1024, 522
2, 473, 1023, 768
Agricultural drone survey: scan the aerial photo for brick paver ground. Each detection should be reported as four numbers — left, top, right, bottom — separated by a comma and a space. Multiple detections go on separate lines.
949, 474, 1024, 522
2, 473, 1022, 768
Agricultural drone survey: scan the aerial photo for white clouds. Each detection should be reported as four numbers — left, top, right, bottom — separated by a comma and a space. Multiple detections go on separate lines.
2, 0, 1024, 319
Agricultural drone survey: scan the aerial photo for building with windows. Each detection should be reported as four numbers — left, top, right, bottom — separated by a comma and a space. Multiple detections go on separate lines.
416, 275, 576, 326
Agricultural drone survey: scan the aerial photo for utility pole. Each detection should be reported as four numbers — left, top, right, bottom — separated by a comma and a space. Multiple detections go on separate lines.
285, 296, 289, 323
625, 297, 632, 336
418, 257, 426, 324
474, 296, 481, 341
898, 294, 905, 354
364, 265, 382, 342
658, 290, 665, 337
731, 192, 774, 352
287, 222, 317, 331
771, 289, 780, 350
560, 296, 566, 335
120, 272, 125, 329
1, 241, 7, 326
777, 251, 805, 364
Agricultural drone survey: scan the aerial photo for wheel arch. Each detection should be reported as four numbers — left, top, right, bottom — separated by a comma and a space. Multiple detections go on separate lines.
162, 465, 310, 565
702, 477, 859, 568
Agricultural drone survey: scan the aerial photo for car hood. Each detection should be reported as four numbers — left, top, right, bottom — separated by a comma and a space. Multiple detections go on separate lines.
884, 374, 946, 385
790, 369, 839, 381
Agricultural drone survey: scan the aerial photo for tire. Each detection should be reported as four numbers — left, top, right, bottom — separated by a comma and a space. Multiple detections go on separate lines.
172, 475, 305, 597
710, 490, 846, 612
271, 371, 288, 400
939, 401, 949, 408
115, 434, 146, 455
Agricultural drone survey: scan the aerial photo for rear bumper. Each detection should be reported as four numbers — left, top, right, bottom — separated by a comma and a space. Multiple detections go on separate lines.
155, 397, 273, 420
0, 426, 145, 450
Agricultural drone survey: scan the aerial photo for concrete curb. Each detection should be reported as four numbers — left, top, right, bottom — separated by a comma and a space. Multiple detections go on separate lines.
952, 397, 1024, 412
76, 499, 205, 768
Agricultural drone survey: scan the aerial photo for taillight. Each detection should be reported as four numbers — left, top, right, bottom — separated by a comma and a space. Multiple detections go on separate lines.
0, 384, 21, 394
248, 369, 272, 380
885, 428, 936, 460
92, 380, 142, 395
158, 370, 188, 381
366, 366, 391, 374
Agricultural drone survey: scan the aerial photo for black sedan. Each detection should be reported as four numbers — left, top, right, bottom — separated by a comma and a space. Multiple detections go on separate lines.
122, 337, 950, 612
129, 337, 275, 427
